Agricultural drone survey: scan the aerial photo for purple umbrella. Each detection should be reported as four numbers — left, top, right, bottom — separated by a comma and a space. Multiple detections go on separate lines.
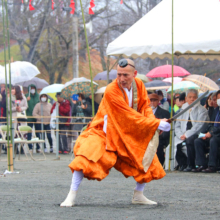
93, 70, 117, 80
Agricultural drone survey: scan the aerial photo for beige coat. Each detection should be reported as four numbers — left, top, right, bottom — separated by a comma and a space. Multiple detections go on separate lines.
7, 94, 28, 129
32, 101, 52, 125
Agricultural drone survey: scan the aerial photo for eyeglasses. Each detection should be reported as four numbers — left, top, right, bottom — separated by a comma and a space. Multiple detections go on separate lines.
118, 59, 135, 69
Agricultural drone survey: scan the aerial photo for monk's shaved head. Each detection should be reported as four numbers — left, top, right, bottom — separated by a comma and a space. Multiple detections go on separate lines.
117, 58, 137, 90
126, 59, 135, 68
117, 58, 135, 70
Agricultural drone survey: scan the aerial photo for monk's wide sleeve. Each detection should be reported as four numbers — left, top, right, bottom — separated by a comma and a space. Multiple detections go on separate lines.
104, 78, 160, 171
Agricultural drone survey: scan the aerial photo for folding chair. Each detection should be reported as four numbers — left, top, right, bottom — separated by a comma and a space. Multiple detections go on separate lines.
0, 125, 28, 161
0, 129, 7, 160
18, 125, 46, 161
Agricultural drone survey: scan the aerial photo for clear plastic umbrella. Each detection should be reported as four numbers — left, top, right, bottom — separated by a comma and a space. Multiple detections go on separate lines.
15, 77, 49, 89
0, 61, 40, 84
182, 74, 219, 92
167, 81, 200, 93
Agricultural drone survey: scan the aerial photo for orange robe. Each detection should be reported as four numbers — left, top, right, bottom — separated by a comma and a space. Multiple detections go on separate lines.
69, 78, 166, 183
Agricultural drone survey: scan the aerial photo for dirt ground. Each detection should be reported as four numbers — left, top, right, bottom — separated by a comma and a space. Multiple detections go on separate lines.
1, 153, 220, 220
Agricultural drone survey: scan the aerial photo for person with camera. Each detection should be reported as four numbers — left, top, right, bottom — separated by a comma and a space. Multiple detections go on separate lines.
71, 93, 92, 130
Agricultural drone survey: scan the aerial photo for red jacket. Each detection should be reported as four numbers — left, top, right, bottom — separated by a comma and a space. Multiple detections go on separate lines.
51, 100, 71, 126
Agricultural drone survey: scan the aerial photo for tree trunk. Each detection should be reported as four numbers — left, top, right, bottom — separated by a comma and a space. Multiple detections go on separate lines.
72, 15, 79, 78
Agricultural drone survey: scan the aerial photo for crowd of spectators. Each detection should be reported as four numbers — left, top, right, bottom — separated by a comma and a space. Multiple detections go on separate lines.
1, 81, 220, 172
0, 83, 95, 155
149, 89, 220, 174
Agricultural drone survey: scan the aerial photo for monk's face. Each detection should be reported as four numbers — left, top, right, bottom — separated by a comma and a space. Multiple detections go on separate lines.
117, 65, 137, 90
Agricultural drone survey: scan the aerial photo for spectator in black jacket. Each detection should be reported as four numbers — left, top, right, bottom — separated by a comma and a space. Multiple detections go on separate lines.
193, 90, 220, 173
149, 93, 170, 166
204, 93, 214, 119
86, 94, 99, 114
71, 93, 92, 130
212, 92, 218, 110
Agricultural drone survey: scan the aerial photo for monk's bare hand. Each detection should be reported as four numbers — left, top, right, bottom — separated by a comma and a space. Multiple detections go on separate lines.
27, 96, 31, 101
160, 118, 169, 122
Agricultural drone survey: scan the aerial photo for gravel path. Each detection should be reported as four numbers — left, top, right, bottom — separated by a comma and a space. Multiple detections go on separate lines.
1, 153, 220, 220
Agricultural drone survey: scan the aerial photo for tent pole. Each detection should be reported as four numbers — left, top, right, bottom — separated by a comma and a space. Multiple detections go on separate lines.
109, 56, 121, 72
79, 0, 95, 117
168, 0, 174, 171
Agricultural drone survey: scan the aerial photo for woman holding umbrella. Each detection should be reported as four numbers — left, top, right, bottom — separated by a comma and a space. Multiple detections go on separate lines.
8, 85, 28, 129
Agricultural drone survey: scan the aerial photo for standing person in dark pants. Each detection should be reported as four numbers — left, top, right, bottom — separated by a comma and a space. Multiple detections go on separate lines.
25, 84, 39, 151
0, 84, 6, 124
72, 93, 92, 131
149, 93, 170, 166
71, 93, 92, 147
0, 84, 6, 152
193, 90, 220, 173
51, 93, 71, 154
32, 94, 53, 153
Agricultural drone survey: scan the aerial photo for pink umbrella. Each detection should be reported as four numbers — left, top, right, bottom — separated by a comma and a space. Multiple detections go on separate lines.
163, 77, 183, 84
146, 65, 190, 78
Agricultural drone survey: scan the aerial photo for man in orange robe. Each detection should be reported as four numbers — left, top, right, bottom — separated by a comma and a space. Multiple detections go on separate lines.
60, 59, 171, 207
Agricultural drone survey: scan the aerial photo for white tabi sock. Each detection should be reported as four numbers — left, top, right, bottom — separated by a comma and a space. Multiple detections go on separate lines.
60, 170, 84, 207
135, 182, 146, 192
71, 170, 84, 191
132, 182, 157, 205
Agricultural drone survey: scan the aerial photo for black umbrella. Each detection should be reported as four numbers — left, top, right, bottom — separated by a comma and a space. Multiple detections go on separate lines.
145, 80, 171, 87
144, 80, 171, 91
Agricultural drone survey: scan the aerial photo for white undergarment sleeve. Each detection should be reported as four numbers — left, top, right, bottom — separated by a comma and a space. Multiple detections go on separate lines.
158, 120, 171, 131
71, 170, 84, 191
123, 87, 133, 107
103, 115, 108, 134
135, 182, 146, 192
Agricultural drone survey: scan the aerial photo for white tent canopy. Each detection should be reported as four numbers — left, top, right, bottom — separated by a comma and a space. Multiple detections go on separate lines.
106, 0, 220, 61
